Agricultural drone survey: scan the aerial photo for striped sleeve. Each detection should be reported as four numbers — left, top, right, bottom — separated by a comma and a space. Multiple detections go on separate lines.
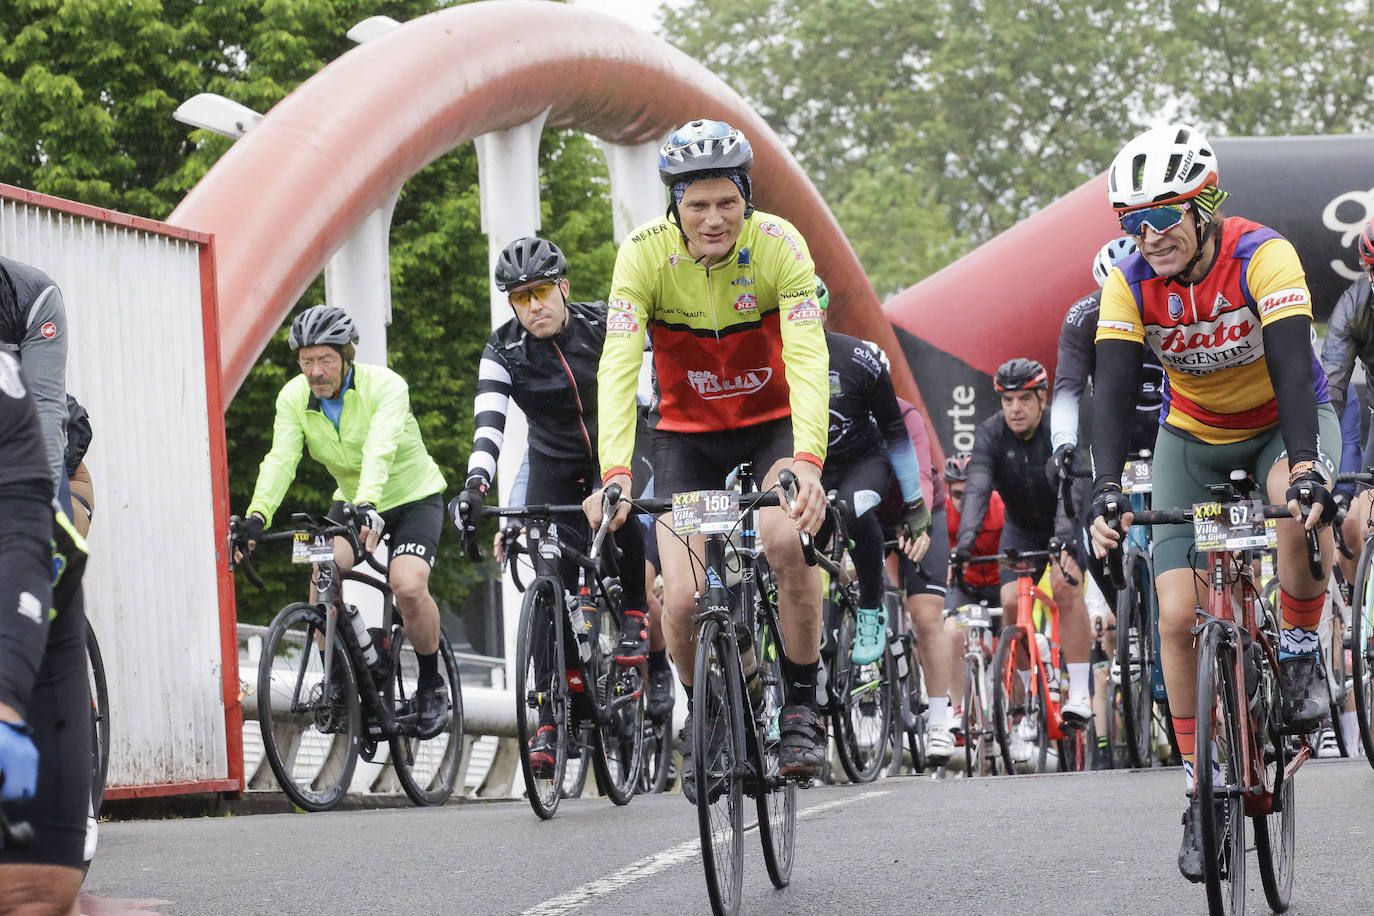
465, 343, 512, 491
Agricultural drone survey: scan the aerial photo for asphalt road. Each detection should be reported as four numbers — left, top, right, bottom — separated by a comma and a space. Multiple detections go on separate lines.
80, 758, 1374, 915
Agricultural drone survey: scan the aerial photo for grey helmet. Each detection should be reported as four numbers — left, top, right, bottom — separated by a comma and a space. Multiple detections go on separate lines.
658, 120, 754, 186
494, 236, 567, 293
289, 305, 358, 350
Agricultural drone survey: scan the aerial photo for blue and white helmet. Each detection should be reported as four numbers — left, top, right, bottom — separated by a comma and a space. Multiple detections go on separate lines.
1091, 237, 1138, 288
658, 120, 754, 186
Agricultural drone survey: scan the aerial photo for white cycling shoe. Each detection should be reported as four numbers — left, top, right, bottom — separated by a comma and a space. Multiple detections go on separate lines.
925, 724, 954, 765
1060, 693, 1092, 725
1011, 717, 1038, 763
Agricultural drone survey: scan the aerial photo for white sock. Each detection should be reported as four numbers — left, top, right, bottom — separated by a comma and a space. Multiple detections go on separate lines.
1018, 669, 1031, 693
1067, 662, 1090, 700
1341, 710, 1360, 749
928, 696, 949, 728
1183, 759, 1195, 793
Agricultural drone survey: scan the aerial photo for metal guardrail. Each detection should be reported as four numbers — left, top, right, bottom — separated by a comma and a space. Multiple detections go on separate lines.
237, 624, 522, 799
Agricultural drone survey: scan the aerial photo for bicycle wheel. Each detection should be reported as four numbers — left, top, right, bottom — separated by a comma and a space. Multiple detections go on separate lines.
831, 612, 893, 783
515, 578, 569, 820
1251, 633, 1295, 913
991, 625, 1049, 774
1116, 552, 1155, 768
1327, 600, 1349, 757
694, 618, 745, 916
257, 602, 361, 812
590, 610, 645, 805
562, 726, 591, 799
1195, 625, 1245, 916
1351, 534, 1374, 765
962, 657, 990, 777
86, 618, 110, 812
637, 718, 672, 795
753, 606, 795, 889
387, 630, 464, 806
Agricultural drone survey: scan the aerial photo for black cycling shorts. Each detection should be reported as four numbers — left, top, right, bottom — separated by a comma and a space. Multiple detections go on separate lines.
330, 493, 443, 568
895, 508, 950, 599
650, 417, 794, 497
0, 586, 89, 869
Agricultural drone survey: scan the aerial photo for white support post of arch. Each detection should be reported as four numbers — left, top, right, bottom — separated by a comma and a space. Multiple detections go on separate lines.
324, 192, 399, 367
475, 111, 549, 683
598, 137, 668, 243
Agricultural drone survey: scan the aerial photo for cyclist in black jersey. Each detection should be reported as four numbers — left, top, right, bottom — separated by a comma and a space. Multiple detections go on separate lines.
453, 236, 650, 774
816, 276, 931, 660
1047, 238, 1165, 598
0, 350, 90, 914
952, 358, 1094, 726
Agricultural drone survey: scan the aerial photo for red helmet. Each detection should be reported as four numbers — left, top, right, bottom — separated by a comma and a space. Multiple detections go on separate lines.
1359, 218, 1374, 266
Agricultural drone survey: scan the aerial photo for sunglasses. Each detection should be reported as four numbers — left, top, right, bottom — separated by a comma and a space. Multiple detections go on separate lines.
509, 281, 558, 307
1119, 202, 1190, 237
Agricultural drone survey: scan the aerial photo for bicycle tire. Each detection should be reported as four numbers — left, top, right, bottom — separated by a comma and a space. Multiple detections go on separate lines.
515, 577, 568, 820
1350, 534, 1374, 766
589, 609, 645, 806
753, 602, 795, 889
1326, 597, 1349, 757
693, 617, 745, 916
1196, 624, 1245, 916
258, 602, 361, 812
86, 618, 110, 812
902, 640, 926, 774
831, 613, 893, 783
962, 658, 989, 777
388, 631, 464, 807
1251, 630, 1295, 913
637, 719, 672, 795
991, 625, 1049, 774
1116, 551, 1155, 768
562, 727, 591, 799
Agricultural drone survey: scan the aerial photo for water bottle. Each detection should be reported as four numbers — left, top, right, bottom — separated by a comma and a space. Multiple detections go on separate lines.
568, 592, 592, 663
345, 604, 379, 670
1034, 632, 1051, 667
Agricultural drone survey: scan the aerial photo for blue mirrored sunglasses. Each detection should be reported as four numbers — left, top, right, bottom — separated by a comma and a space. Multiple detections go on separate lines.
1119, 202, 1190, 237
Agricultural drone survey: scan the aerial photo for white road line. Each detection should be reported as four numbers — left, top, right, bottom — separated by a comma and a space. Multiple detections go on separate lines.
520, 790, 889, 916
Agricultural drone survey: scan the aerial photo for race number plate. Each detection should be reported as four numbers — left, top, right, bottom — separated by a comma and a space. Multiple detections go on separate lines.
1193, 500, 1269, 551
672, 490, 740, 536
291, 532, 334, 564
1122, 459, 1153, 494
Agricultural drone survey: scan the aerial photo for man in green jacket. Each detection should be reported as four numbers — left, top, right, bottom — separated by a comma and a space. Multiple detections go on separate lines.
240, 305, 448, 729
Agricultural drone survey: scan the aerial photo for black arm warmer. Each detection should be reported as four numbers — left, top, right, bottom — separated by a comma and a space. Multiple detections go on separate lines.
956, 468, 996, 554
1262, 315, 1321, 467
0, 497, 55, 719
1089, 338, 1145, 490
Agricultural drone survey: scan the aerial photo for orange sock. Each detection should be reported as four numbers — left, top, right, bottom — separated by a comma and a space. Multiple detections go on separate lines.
1279, 589, 1324, 656
1173, 715, 1197, 786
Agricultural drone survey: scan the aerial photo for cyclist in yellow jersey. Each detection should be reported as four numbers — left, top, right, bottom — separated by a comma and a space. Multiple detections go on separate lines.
1086, 124, 1337, 882
239, 305, 449, 733
584, 120, 831, 792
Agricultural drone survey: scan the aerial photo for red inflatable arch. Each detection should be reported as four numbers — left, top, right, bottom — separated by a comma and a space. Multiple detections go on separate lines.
169, 0, 916, 419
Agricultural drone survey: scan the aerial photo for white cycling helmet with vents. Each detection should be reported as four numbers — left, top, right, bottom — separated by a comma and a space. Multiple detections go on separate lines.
1107, 124, 1218, 211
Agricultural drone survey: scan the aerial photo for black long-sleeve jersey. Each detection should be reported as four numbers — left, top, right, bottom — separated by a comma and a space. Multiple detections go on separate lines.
955, 410, 1071, 554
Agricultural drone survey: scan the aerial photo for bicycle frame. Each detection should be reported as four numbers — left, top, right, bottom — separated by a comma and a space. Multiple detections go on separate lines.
987, 554, 1069, 740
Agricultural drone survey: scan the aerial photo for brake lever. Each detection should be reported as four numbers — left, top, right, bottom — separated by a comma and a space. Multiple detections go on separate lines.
777, 469, 817, 566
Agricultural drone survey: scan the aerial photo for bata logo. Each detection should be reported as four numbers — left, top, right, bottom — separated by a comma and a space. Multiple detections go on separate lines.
734, 293, 758, 312
1167, 293, 1184, 320
687, 367, 773, 399
40, 322, 56, 339
1147, 315, 1261, 375
787, 300, 823, 322
759, 222, 782, 237
1259, 287, 1308, 316
607, 312, 639, 333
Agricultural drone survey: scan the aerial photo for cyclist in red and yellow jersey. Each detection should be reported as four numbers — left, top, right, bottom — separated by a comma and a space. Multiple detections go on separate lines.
585, 120, 830, 795
1086, 124, 1337, 882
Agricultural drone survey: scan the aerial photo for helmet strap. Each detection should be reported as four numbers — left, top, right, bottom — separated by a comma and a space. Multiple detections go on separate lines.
1167, 216, 1218, 286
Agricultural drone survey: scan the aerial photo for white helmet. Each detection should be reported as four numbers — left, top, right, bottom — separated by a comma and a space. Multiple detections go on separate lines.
1092, 237, 1138, 288
1107, 124, 1218, 211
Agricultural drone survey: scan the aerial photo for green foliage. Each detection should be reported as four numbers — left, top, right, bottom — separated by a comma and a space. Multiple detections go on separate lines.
664, 0, 1374, 293
0, 0, 620, 644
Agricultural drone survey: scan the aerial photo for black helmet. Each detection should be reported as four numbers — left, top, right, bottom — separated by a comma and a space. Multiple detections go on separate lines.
943, 452, 972, 483
289, 305, 358, 350
494, 236, 567, 293
994, 358, 1048, 393
658, 119, 754, 186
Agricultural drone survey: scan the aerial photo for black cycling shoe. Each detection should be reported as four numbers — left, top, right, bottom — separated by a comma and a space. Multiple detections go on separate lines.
646, 669, 676, 722
413, 678, 448, 740
677, 717, 696, 805
615, 611, 650, 667
778, 704, 826, 780
1278, 653, 1329, 735
1091, 745, 1113, 771
528, 725, 557, 778
1178, 801, 1205, 883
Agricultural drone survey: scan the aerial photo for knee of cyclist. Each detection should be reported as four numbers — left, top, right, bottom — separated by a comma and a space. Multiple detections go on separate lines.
389, 570, 429, 603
